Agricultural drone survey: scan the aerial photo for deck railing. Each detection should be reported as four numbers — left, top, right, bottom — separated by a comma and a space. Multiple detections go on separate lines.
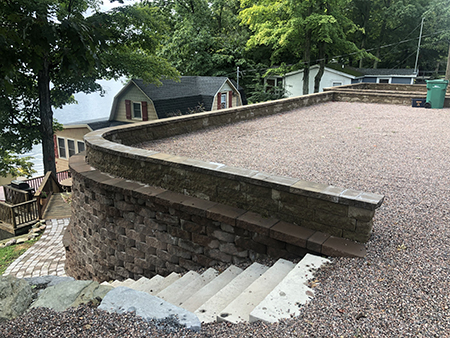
0, 199, 39, 230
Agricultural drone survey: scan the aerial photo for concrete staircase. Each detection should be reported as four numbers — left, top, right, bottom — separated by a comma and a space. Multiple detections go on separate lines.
102, 253, 330, 324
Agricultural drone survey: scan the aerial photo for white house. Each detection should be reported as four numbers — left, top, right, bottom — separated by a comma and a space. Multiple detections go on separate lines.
268, 64, 418, 98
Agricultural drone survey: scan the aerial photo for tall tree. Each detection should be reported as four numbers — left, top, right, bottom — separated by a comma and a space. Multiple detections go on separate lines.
240, 0, 370, 94
0, 0, 178, 176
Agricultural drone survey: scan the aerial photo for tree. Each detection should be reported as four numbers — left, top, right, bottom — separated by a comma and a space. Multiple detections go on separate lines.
240, 0, 371, 94
0, 0, 178, 176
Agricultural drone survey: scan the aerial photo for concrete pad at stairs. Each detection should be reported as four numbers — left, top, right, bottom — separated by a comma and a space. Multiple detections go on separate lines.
31, 280, 114, 312
250, 254, 331, 323
182, 265, 243, 312
218, 259, 295, 324
128, 276, 159, 293
156, 271, 200, 304
195, 262, 268, 324
99, 287, 201, 331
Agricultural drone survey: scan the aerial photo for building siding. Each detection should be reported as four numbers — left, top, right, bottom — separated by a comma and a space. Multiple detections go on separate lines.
114, 86, 158, 122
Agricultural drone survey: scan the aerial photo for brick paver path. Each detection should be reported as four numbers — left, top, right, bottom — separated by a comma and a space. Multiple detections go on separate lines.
4, 218, 69, 278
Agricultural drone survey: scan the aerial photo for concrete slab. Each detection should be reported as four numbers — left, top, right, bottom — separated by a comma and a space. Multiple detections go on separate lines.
249, 254, 331, 323
218, 259, 294, 324
156, 271, 200, 303
129, 276, 159, 293
195, 262, 268, 324
182, 266, 243, 312
170, 268, 218, 307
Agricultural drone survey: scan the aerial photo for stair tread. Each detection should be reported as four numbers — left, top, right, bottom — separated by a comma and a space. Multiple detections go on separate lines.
182, 265, 243, 312
156, 271, 200, 303
195, 262, 269, 324
170, 268, 218, 307
250, 254, 331, 323
149, 272, 180, 295
217, 258, 295, 324
129, 276, 158, 293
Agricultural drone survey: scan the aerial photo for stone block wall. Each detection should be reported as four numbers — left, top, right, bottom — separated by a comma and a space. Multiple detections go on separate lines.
84, 91, 383, 244
64, 154, 368, 282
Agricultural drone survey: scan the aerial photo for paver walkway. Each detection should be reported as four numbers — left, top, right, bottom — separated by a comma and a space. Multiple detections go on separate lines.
4, 218, 69, 278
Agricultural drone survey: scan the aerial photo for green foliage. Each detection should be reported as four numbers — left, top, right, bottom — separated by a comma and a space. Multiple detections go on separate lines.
0, 236, 41, 275
0, 0, 178, 176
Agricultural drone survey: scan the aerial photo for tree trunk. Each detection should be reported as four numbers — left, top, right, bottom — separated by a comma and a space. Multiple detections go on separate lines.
38, 58, 57, 176
303, 29, 311, 95
314, 42, 326, 93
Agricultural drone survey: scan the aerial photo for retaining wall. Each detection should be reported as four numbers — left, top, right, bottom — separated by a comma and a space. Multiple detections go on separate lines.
65, 90, 387, 281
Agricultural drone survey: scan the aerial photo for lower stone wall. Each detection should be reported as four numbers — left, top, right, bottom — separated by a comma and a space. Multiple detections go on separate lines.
64, 154, 366, 282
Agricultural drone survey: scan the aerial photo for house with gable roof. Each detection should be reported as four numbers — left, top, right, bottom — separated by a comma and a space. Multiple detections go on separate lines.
267, 64, 417, 98
53, 76, 244, 172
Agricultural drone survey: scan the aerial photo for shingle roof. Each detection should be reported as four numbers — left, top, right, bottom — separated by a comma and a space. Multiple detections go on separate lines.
131, 76, 237, 118
133, 77, 229, 101
64, 118, 131, 131
354, 68, 417, 77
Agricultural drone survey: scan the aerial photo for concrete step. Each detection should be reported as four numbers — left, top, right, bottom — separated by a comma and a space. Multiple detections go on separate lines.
150, 272, 181, 295
169, 268, 219, 307
195, 262, 269, 324
217, 258, 295, 324
111, 278, 134, 288
129, 276, 160, 293
182, 265, 243, 312
156, 271, 200, 303
249, 254, 331, 323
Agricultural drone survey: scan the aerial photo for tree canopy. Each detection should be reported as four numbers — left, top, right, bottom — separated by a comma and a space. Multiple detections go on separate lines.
0, 0, 178, 177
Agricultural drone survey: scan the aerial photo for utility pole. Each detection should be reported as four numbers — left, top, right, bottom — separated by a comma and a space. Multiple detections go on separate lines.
414, 17, 424, 76
446, 44, 450, 81
236, 66, 240, 106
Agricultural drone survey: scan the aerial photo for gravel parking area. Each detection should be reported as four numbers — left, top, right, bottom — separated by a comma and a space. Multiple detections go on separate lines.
2, 101, 449, 337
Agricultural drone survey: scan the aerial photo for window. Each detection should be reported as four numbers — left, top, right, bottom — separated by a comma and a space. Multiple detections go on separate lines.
378, 78, 390, 84
332, 81, 343, 87
77, 141, 85, 153
221, 93, 227, 109
68, 139, 76, 157
58, 138, 66, 158
133, 102, 142, 119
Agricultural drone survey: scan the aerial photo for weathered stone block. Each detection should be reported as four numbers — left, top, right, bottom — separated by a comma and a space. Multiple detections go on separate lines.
156, 249, 179, 264
219, 243, 248, 258
313, 210, 356, 231
168, 226, 191, 241
178, 239, 204, 254
155, 231, 177, 245
270, 221, 315, 248
235, 236, 266, 254
308, 198, 348, 216
155, 212, 179, 226
209, 229, 235, 243
206, 249, 232, 263
145, 236, 167, 251
167, 244, 192, 260
178, 258, 201, 271
180, 219, 205, 234
348, 206, 375, 222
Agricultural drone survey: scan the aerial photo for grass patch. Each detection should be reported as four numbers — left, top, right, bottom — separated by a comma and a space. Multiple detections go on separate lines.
0, 236, 41, 275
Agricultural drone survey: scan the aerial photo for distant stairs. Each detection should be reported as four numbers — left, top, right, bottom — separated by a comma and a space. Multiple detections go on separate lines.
102, 253, 330, 324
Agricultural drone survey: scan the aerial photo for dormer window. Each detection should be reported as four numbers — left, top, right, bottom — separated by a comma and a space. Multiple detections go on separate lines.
133, 102, 142, 119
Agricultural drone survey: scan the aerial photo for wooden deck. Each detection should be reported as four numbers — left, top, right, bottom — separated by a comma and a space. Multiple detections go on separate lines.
42, 193, 72, 219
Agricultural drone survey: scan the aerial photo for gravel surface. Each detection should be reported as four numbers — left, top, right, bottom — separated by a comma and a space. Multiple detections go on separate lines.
2, 101, 450, 337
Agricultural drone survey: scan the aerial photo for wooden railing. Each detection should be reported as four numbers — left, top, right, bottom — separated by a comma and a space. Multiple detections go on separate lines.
3, 185, 34, 205
26, 170, 71, 191
34, 171, 64, 219
0, 199, 39, 230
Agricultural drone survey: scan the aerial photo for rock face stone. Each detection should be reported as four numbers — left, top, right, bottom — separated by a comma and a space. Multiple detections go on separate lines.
98, 287, 201, 331
0, 275, 33, 321
25, 275, 75, 290
31, 280, 113, 312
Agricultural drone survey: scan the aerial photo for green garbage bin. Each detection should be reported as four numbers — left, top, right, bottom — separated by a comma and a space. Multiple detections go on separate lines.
425, 79, 448, 109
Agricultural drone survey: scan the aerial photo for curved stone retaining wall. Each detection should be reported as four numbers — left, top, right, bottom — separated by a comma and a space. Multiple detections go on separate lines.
65, 154, 367, 282
65, 91, 384, 281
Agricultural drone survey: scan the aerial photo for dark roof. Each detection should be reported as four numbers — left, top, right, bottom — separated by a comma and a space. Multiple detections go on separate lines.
64, 118, 131, 131
133, 77, 229, 101
131, 76, 239, 118
354, 68, 417, 77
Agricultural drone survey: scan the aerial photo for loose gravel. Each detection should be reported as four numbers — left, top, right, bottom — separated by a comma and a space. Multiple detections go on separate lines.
2, 101, 450, 337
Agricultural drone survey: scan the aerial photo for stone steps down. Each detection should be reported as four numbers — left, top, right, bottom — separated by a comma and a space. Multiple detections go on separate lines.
103, 253, 330, 324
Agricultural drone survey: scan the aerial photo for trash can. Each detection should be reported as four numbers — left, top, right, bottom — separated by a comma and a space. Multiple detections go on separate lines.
425, 79, 448, 109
